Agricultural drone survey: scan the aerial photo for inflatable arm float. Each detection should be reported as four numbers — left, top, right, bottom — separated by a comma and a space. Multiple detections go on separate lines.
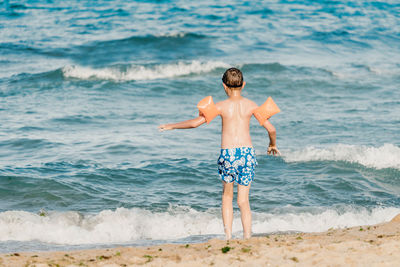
253, 97, 280, 125
197, 96, 220, 124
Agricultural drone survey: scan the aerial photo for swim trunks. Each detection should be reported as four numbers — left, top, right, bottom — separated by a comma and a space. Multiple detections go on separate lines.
218, 147, 257, 186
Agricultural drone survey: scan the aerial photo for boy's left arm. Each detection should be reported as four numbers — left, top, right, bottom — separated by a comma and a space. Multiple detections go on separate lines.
263, 119, 281, 155
251, 100, 280, 156
158, 116, 206, 131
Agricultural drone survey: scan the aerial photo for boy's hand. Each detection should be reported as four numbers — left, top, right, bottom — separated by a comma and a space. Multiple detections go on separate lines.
158, 124, 173, 131
267, 145, 281, 156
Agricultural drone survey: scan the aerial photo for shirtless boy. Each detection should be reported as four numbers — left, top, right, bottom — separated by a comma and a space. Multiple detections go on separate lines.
158, 68, 280, 239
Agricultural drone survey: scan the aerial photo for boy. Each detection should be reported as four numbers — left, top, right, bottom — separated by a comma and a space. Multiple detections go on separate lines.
158, 68, 280, 239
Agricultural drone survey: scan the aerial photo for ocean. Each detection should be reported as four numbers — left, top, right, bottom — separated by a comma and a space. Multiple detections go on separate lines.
0, 0, 399, 252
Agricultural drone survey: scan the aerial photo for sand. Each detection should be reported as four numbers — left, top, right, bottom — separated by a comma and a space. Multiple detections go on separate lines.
2, 214, 400, 267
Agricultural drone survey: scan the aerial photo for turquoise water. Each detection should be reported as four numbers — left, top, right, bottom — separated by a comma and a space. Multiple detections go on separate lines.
0, 0, 400, 252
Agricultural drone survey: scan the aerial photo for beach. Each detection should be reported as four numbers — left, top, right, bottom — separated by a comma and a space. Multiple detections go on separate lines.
1, 0, 400, 260
2, 214, 400, 266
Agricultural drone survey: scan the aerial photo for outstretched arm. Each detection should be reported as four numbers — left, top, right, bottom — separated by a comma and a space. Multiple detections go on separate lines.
263, 119, 280, 155
158, 116, 206, 131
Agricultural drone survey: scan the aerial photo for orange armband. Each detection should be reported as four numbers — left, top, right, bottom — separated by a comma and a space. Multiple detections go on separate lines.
253, 97, 281, 125
197, 96, 220, 124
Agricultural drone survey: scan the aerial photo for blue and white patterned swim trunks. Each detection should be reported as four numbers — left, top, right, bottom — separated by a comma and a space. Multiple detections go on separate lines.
218, 147, 257, 186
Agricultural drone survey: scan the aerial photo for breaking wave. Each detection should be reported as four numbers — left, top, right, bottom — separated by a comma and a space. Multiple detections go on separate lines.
1, 205, 398, 245
283, 144, 400, 170
62, 61, 229, 81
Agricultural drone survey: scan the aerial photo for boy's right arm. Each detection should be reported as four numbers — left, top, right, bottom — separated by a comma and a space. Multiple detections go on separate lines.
262, 119, 280, 155
158, 116, 206, 131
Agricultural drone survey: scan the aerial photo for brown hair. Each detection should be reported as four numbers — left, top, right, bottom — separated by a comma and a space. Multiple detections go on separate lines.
222, 68, 243, 89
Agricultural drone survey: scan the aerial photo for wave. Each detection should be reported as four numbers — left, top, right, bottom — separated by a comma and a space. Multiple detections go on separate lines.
0, 138, 56, 150
72, 32, 211, 65
283, 144, 400, 170
0, 32, 209, 68
0, 206, 399, 245
62, 61, 229, 81
90, 32, 206, 47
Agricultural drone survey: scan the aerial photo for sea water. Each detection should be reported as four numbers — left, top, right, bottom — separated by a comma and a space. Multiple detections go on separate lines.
0, 0, 399, 252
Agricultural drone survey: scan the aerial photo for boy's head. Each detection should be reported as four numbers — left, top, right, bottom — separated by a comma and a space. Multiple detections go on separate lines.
222, 68, 243, 90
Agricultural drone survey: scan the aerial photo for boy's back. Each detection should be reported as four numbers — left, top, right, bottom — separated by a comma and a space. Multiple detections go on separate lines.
217, 96, 257, 149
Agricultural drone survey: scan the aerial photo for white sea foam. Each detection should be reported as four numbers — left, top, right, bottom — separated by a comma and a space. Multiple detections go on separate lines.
0, 206, 399, 245
283, 144, 400, 170
252, 207, 400, 233
154, 32, 192, 38
62, 61, 229, 81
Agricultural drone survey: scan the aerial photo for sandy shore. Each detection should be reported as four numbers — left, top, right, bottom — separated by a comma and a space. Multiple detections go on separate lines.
2, 214, 400, 267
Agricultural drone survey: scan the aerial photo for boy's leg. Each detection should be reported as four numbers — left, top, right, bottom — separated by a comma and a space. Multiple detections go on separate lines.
222, 181, 234, 240
237, 183, 252, 239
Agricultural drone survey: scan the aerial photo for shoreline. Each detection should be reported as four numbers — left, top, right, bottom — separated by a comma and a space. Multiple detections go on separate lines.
2, 214, 400, 266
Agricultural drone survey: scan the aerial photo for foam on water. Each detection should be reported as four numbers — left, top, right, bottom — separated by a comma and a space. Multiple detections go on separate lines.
1, 206, 399, 245
252, 207, 400, 233
283, 144, 400, 170
62, 61, 229, 81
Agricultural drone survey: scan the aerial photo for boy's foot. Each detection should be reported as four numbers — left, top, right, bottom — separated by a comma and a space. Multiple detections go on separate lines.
243, 232, 251, 239
225, 233, 232, 240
